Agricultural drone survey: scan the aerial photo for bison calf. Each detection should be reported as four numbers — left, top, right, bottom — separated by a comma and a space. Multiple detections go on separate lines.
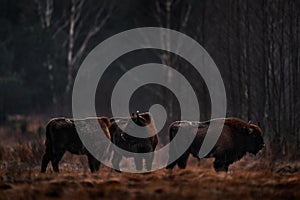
41, 117, 110, 173
109, 112, 158, 171
166, 118, 265, 172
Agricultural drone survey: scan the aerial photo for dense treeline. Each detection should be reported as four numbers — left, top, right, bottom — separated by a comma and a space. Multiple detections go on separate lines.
0, 0, 299, 160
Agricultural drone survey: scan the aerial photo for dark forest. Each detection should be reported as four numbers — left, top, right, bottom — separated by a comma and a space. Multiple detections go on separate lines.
0, 0, 300, 199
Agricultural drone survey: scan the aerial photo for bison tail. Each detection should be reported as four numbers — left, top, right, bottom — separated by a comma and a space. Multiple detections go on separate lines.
44, 123, 52, 147
167, 124, 180, 168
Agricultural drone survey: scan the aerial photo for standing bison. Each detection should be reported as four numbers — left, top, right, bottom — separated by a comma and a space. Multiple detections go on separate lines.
41, 117, 110, 173
109, 112, 158, 171
166, 118, 265, 172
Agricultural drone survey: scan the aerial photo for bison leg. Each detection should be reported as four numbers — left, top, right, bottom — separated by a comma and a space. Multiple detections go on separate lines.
177, 151, 190, 169
166, 150, 190, 170
144, 153, 154, 171
166, 138, 183, 170
213, 159, 229, 172
87, 153, 100, 173
112, 152, 122, 172
41, 149, 51, 173
51, 150, 65, 172
134, 155, 143, 171
166, 161, 177, 170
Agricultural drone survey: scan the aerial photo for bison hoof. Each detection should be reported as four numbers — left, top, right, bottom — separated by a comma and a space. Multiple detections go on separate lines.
213, 161, 229, 172
177, 163, 187, 169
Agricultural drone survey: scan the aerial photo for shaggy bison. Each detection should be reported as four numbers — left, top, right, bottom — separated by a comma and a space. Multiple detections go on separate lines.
166, 118, 265, 172
109, 112, 158, 171
41, 117, 110, 173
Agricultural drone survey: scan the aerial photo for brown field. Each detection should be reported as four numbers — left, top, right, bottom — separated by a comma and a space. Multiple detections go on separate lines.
1, 160, 300, 200
1, 117, 300, 200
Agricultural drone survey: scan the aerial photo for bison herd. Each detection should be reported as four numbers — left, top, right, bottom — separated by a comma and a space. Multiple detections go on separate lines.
41, 112, 265, 173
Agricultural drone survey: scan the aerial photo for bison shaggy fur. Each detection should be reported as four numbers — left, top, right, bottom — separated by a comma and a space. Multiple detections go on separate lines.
109, 112, 158, 171
41, 117, 110, 173
166, 118, 265, 172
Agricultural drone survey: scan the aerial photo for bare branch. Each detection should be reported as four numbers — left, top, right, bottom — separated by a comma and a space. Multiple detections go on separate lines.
52, 19, 69, 39
45, 0, 53, 27
154, 0, 163, 26
73, 0, 85, 24
181, 3, 192, 29
73, 13, 111, 68
72, 3, 115, 68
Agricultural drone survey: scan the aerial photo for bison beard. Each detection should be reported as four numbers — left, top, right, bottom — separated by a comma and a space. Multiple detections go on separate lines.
109, 112, 158, 172
166, 118, 265, 172
41, 117, 110, 173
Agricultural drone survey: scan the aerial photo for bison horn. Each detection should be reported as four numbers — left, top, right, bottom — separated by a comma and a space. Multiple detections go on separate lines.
248, 120, 252, 124
243, 126, 254, 134
248, 127, 254, 134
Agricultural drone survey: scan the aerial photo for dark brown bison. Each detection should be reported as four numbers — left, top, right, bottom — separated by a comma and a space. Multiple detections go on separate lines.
166, 118, 265, 172
41, 117, 110, 173
109, 112, 158, 171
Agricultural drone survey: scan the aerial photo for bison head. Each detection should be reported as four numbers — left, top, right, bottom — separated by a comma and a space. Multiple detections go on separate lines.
131, 112, 151, 126
245, 124, 265, 155
110, 112, 158, 144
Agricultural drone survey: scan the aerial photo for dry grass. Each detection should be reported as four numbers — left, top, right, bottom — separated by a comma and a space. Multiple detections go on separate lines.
1, 163, 300, 200
0, 116, 300, 200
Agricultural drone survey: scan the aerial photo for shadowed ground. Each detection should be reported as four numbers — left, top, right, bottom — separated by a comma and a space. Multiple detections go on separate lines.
1, 160, 300, 200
